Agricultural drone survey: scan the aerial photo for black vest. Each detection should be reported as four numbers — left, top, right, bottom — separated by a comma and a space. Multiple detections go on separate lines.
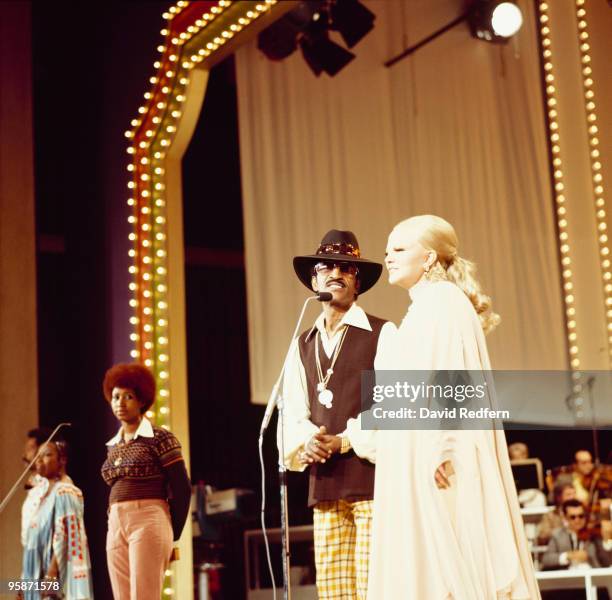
298, 312, 387, 506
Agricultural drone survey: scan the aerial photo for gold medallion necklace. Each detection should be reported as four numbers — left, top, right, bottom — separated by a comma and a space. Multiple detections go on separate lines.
315, 325, 349, 409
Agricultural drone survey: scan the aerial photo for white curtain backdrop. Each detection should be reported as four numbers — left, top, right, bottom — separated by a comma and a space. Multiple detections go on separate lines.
235, 0, 567, 408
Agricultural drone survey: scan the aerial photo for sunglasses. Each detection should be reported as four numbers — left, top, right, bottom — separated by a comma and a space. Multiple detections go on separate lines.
567, 514, 586, 520
313, 261, 359, 276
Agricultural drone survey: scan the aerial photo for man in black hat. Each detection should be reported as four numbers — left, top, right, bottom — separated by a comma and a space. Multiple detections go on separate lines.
279, 230, 396, 600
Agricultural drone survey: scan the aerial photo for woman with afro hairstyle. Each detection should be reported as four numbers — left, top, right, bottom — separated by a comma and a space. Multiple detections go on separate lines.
101, 363, 191, 599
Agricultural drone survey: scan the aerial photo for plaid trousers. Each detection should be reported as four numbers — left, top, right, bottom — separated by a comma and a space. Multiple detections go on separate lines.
313, 499, 373, 600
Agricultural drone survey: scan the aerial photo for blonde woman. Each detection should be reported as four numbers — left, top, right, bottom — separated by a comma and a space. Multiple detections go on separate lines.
367, 216, 540, 599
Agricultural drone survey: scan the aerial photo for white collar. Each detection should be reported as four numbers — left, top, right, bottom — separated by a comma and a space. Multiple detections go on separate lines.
106, 416, 154, 446
306, 303, 372, 341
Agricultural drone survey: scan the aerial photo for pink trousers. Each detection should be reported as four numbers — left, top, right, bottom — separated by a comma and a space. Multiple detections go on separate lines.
106, 499, 173, 599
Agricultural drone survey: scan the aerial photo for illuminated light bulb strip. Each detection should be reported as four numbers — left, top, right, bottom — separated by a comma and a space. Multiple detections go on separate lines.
126, 0, 275, 144
183, 0, 277, 67
126, 0, 280, 379
538, 1, 584, 406
126, 3, 285, 597
140, 155, 155, 368
126, 0, 283, 398
574, 0, 612, 366
150, 143, 170, 432
163, 1, 190, 21
127, 169, 141, 360
125, 0, 286, 597
126, 161, 139, 359
170, 1, 234, 47
127, 5, 229, 147
144, 0, 279, 438
127, 0, 282, 469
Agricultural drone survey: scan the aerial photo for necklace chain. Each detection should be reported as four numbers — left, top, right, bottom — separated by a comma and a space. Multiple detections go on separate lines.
315, 325, 349, 389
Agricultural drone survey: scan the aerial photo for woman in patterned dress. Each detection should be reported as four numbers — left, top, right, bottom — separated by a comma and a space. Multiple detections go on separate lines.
22, 438, 93, 599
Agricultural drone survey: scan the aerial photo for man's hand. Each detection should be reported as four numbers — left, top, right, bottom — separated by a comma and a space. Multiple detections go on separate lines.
567, 549, 588, 564
434, 460, 454, 489
301, 426, 342, 464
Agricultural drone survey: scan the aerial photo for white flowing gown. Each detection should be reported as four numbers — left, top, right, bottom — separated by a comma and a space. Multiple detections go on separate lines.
367, 281, 541, 599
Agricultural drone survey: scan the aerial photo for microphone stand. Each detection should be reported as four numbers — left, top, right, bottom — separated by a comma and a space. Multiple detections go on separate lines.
0, 422, 72, 515
259, 294, 323, 600
586, 376, 599, 464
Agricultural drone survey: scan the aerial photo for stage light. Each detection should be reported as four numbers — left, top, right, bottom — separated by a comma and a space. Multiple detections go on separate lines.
469, 1, 523, 43
300, 10, 355, 76
491, 2, 523, 36
329, 0, 376, 48
300, 32, 355, 76
257, 2, 321, 61
257, 0, 374, 76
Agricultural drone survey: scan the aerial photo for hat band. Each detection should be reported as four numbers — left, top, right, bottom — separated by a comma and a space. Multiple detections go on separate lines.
316, 242, 361, 258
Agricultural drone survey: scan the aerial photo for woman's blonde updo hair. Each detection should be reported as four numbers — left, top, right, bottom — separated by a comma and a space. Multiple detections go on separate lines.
398, 214, 500, 334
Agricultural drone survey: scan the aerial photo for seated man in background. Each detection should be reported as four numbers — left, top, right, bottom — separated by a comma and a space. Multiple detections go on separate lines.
509, 442, 529, 461
542, 499, 612, 570
572, 449, 612, 523
538, 481, 577, 546
573, 449, 595, 505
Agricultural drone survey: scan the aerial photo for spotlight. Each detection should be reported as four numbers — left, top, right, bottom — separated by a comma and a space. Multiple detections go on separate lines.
257, 0, 375, 77
300, 32, 355, 76
329, 0, 376, 48
257, 2, 321, 61
491, 2, 523, 37
468, 1, 523, 43
300, 9, 355, 76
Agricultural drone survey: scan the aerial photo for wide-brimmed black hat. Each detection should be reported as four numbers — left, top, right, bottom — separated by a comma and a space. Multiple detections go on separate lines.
293, 229, 383, 295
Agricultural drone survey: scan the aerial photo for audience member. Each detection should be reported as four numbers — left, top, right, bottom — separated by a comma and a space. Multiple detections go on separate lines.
537, 482, 577, 546
542, 499, 612, 570
509, 442, 529, 461
573, 450, 595, 505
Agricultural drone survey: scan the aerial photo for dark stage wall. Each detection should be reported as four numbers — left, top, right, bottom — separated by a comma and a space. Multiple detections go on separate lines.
33, 2, 170, 596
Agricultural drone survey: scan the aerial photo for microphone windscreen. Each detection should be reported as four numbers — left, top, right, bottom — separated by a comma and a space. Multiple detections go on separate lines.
317, 292, 333, 301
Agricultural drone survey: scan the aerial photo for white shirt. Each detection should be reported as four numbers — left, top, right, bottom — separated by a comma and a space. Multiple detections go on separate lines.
278, 303, 396, 471
106, 416, 154, 446
559, 531, 579, 566
558, 530, 604, 567
21, 474, 48, 547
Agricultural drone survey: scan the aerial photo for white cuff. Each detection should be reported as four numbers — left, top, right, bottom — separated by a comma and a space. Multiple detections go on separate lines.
304, 432, 315, 449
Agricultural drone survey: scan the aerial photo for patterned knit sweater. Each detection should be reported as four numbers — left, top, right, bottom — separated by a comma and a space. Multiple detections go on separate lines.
101, 426, 183, 504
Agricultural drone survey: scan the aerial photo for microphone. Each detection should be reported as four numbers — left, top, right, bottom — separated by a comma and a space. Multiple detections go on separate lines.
260, 382, 282, 436
260, 294, 322, 435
